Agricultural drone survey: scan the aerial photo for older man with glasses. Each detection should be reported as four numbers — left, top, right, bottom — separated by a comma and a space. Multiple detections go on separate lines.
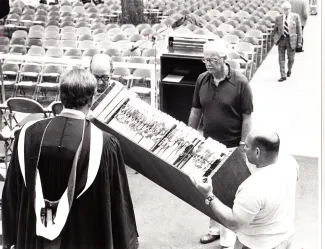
90, 53, 115, 98
188, 40, 254, 249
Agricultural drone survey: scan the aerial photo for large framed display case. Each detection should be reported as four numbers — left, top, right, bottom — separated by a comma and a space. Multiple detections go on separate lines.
92, 82, 250, 225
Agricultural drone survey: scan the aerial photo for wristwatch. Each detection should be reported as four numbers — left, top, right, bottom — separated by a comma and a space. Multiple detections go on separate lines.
205, 194, 216, 205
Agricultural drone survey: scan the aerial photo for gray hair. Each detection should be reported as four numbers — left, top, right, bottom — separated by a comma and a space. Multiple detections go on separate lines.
203, 40, 229, 58
282, 1, 291, 9
60, 68, 97, 109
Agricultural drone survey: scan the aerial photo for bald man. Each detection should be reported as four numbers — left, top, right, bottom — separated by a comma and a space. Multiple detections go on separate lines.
188, 40, 253, 248
192, 130, 299, 249
90, 53, 114, 97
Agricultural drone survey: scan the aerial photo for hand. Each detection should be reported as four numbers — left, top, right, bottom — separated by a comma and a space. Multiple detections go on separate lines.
190, 175, 213, 198
297, 43, 302, 48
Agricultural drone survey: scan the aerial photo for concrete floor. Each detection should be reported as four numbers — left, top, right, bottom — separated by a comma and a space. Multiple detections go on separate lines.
126, 14, 321, 249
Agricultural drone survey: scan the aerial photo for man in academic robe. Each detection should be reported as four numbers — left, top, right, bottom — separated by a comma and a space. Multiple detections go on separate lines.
2, 69, 139, 249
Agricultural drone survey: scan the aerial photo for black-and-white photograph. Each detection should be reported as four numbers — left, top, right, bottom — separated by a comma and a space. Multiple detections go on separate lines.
0, 0, 321, 248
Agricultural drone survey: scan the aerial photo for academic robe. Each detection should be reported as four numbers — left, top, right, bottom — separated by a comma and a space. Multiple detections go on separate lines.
2, 111, 139, 249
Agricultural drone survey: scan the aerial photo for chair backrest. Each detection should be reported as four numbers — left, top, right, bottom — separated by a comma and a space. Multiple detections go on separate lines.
111, 33, 128, 42
30, 25, 45, 33
127, 56, 147, 64
28, 46, 45, 56
46, 47, 63, 58
113, 67, 130, 76
128, 34, 146, 42
28, 30, 43, 39
7, 97, 45, 114
104, 48, 121, 57
222, 34, 240, 44
0, 37, 10, 46
78, 34, 93, 41
12, 30, 28, 39
133, 68, 151, 78
83, 48, 100, 57
61, 26, 76, 34
9, 46, 27, 55
226, 59, 240, 70
122, 49, 141, 57
51, 101, 64, 116
78, 41, 95, 50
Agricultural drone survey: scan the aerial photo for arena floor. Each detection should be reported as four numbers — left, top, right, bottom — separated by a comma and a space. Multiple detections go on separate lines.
0, 5, 321, 249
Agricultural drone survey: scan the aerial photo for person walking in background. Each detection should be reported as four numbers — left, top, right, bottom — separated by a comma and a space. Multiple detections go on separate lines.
273, 1, 302, 82
291, 0, 309, 52
2, 69, 139, 249
188, 40, 253, 248
192, 129, 299, 249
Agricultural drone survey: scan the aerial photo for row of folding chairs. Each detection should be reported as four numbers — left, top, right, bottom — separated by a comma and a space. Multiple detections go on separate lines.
0, 98, 64, 169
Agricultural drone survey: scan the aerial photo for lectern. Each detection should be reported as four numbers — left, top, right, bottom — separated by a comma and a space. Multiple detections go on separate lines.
160, 49, 206, 124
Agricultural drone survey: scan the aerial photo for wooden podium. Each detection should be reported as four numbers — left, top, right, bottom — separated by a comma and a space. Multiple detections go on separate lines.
94, 119, 251, 225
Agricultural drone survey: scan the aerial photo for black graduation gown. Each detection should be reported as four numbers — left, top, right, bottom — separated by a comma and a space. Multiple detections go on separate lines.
2, 115, 139, 249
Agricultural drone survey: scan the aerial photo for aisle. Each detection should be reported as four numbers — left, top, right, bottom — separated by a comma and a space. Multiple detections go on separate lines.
249, 14, 321, 158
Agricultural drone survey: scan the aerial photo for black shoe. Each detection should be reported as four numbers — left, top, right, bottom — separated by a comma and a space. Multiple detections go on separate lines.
200, 234, 220, 244
278, 77, 286, 82
287, 71, 291, 77
296, 49, 304, 53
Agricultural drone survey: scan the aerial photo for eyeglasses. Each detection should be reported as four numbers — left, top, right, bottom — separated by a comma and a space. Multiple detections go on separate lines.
202, 57, 224, 64
94, 75, 110, 83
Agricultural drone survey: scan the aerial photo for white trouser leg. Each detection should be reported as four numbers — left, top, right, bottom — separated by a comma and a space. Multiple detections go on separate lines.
208, 219, 220, 235
220, 225, 237, 247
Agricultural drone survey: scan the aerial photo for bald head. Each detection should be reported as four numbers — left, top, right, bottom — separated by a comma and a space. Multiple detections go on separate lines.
90, 54, 113, 76
249, 129, 280, 155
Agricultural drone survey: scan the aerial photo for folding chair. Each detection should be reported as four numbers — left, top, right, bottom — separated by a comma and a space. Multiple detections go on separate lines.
221, 10, 235, 19
44, 31, 60, 40
218, 23, 234, 34
213, 29, 226, 38
14, 64, 42, 98
60, 21, 75, 28
95, 40, 113, 51
10, 38, 26, 47
129, 69, 152, 103
75, 22, 89, 29
6, 97, 48, 128
61, 32, 77, 41
35, 65, 63, 100
78, 41, 96, 50
93, 28, 108, 36
9, 46, 26, 55
121, 24, 136, 30
227, 20, 240, 29
63, 48, 82, 59
234, 42, 256, 79
46, 47, 64, 58
122, 49, 141, 57
30, 25, 45, 33
222, 34, 240, 47
94, 33, 109, 43
61, 26, 76, 34
47, 101, 63, 116
124, 28, 140, 37
33, 15, 47, 25
12, 30, 28, 40
25, 38, 43, 48
82, 48, 100, 58
2, 63, 19, 93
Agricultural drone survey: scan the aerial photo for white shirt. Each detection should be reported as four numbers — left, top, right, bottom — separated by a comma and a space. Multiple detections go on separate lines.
234, 155, 299, 249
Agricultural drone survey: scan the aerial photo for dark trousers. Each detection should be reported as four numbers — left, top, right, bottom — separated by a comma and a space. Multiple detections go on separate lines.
296, 26, 304, 52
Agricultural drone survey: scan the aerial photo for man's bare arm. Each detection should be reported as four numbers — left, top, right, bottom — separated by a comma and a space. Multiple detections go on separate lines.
188, 107, 203, 129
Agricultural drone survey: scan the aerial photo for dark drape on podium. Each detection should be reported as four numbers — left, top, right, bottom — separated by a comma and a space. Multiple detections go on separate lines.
0, 0, 9, 20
